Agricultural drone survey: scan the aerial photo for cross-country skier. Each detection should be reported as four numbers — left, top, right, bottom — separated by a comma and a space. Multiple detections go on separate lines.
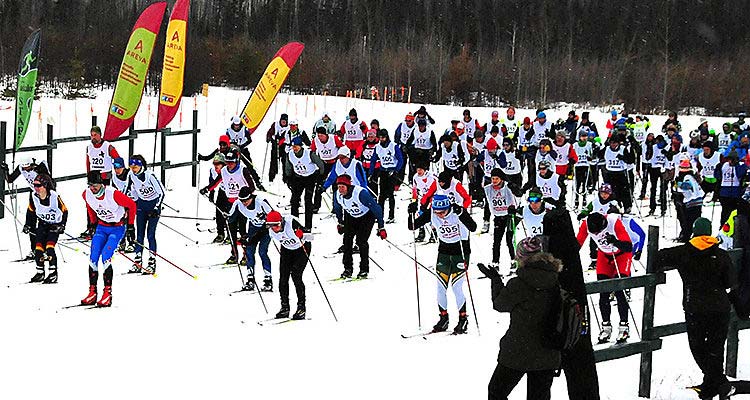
111, 157, 135, 253
284, 136, 324, 229
578, 183, 621, 269
197, 134, 231, 164
333, 174, 387, 279
716, 123, 734, 155
573, 129, 595, 209
394, 112, 416, 181
310, 126, 343, 212
265, 113, 290, 182
340, 108, 368, 155
483, 168, 520, 268
516, 187, 553, 239
409, 161, 437, 243
674, 159, 705, 242
404, 118, 437, 182
420, 169, 472, 210
360, 129, 380, 194
226, 116, 255, 166
81, 171, 137, 307
576, 212, 633, 344
648, 134, 670, 216
433, 133, 469, 180
638, 132, 656, 201
530, 160, 563, 207
83, 126, 121, 240
368, 129, 404, 224
600, 132, 635, 213
697, 141, 721, 202
714, 151, 748, 229
124, 155, 165, 274
408, 193, 478, 334
207, 153, 229, 243
552, 130, 578, 205
312, 111, 336, 137
265, 210, 311, 320
200, 147, 256, 264
1, 157, 53, 259
500, 107, 521, 141
229, 187, 275, 292
24, 173, 67, 284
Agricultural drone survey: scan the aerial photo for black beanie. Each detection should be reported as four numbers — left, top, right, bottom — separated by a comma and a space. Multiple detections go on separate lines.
280, 113, 288, 121
587, 212, 607, 234
349, 108, 357, 117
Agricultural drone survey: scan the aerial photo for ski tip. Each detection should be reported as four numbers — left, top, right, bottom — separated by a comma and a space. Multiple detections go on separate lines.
152, 273, 159, 278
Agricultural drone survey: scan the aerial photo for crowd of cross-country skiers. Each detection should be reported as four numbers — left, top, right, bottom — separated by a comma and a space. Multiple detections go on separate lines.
3, 106, 749, 400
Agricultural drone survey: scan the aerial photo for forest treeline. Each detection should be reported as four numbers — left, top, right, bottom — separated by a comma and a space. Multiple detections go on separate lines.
1, 0, 749, 114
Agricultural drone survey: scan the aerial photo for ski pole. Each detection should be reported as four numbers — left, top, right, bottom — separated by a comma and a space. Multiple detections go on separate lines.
459, 240, 480, 336
299, 241, 339, 322
195, 164, 201, 221
158, 220, 199, 244
160, 214, 215, 221
412, 224, 422, 330
162, 203, 180, 213
588, 295, 601, 331
0, 187, 24, 258
62, 231, 153, 276
368, 254, 385, 272
223, 217, 250, 291
382, 237, 439, 279
261, 141, 270, 183
130, 239, 198, 279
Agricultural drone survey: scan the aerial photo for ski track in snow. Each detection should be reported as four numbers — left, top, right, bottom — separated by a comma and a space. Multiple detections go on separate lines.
0, 91, 747, 399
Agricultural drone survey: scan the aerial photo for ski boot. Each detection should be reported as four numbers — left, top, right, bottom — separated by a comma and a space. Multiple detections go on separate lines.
81, 285, 97, 305
22, 251, 35, 262
261, 276, 273, 292
427, 228, 438, 243
340, 270, 353, 279
129, 253, 142, 274
275, 302, 290, 319
719, 382, 737, 400
588, 260, 597, 271
29, 268, 45, 283
481, 221, 490, 234
453, 313, 469, 335
79, 230, 92, 241
142, 257, 156, 275
292, 304, 306, 320
212, 234, 225, 244
615, 321, 629, 344
43, 269, 58, 284
240, 255, 247, 266
124, 243, 136, 253
226, 254, 238, 265
356, 271, 369, 280
242, 276, 256, 291
597, 321, 612, 344
415, 227, 426, 243
432, 311, 449, 332
97, 286, 112, 307
385, 217, 395, 224
117, 241, 125, 252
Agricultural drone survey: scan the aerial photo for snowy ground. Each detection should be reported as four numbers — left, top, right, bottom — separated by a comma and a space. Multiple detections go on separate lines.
0, 90, 747, 399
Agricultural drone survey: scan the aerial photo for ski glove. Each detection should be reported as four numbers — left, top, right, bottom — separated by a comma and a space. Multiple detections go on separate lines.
408, 201, 418, 214
146, 208, 161, 219
377, 228, 387, 240
336, 224, 344, 235
451, 204, 463, 216
50, 224, 65, 234
126, 224, 136, 243
199, 187, 209, 195
22, 225, 31, 234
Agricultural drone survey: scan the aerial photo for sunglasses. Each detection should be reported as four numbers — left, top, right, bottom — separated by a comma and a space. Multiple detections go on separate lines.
32, 182, 44, 188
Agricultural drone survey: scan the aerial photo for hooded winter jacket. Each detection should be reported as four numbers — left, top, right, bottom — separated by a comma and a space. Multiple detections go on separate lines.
656, 236, 737, 314
491, 252, 562, 371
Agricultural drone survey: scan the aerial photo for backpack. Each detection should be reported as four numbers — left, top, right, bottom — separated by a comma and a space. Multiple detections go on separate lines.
543, 285, 585, 351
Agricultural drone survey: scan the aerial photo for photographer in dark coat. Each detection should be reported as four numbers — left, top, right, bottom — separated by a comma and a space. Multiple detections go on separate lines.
478, 236, 561, 400
544, 207, 601, 399
656, 217, 737, 400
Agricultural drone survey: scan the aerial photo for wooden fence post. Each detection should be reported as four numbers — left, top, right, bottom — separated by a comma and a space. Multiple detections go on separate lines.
0, 121, 6, 219
638, 225, 660, 398
91, 115, 97, 127
128, 125, 135, 160
46, 124, 54, 175
726, 214, 746, 377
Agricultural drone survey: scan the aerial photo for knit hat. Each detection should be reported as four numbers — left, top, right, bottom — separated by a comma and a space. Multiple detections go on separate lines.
224, 148, 239, 163
266, 211, 282, 225
599, 183, 613, 195
87, 171, 104, 185
337, 147, 351, 158
231, 116, 241, 125
587, 212, 607, 234
417, 118, 427, 126
692, 217, 712, 237
438, 169, 454, 183
537, 111, 546, 119
490, 168, 505, 179
238, 186, 254, 201
280, 113, 288, 122
678, 158, 692, 171
523, 117, 531, 125
581, 111, 590, 120
335, 174, 352, 187
377, 129, 389, 139
405, 113, 415, 122
113, 157, 125, 169
349, 108, 357, 117
316, 126, 327, 135
212, 153, 226, 164
527, 187, 543, 201
219, 134, 230, 145
516, 236, 547, 264
291, 136, 303, 146
431, 194, 451, 212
